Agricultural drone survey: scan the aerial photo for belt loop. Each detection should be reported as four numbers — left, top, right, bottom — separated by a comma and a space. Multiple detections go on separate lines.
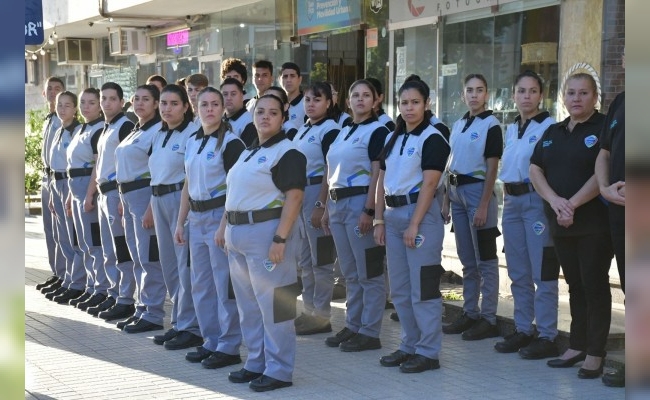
247, 211, 254, 224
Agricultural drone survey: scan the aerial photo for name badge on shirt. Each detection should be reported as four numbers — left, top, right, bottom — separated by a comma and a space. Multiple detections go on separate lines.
584, 135, 598, 148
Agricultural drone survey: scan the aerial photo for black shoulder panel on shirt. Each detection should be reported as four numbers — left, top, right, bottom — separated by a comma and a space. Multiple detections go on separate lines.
223, 138, 246, 173
271, 148, 307, 192
90, 128, 103, 154
368, 126, 390, 161
118, 121, 135, 142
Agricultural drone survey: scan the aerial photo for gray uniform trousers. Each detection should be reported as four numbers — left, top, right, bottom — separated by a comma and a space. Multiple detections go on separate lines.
120, 186, 165, 325
50, 178, 86, 291
502, 191, 558, 339
385, 195, 445, 359
328, 194, 385, 338
151, 192, 199, 334
300, 184, 335, 318
97, 189, 135, 304
189, 207, 241, 353
226, 218, 300, 383
41, 175, 63, 278
448, 181, 500, 324
68, 176, 107, 295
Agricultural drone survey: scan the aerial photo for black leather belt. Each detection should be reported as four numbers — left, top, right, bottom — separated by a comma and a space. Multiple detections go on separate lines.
226, 207, 283, 225
385, 192, 419, 208
98, 181, 118, 194
308, 176, 323, 186
449, 173, 483, 186
328, 186, 369, 201
152, 182, 184, 197
504, 182, 534, 196
67, 167, 94, 178
189, 196, 226, 212
51, 171, 68, 180
118, 179, 151, 194
43, 166, 52, 176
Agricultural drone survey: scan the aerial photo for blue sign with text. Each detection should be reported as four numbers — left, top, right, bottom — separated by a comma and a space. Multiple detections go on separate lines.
25, 0, 44, 45
298, 0, 361, 36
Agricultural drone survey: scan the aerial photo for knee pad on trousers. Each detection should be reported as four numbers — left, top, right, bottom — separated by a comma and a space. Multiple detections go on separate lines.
72, 225, 79, 246
148, 235, 159, 262
365, 246, 386, 279
114, 235, 132, 263
477, 227, 500, 261
273, 282, 300, 323
540, 246, 560, 281
186, 247, 191, 267
420, 264, 445, 301
227, 275, 236, 300
316, 235, 336, 266
90, 222, 102, 247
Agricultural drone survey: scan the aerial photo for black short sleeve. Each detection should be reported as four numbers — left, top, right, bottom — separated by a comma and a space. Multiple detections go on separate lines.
342, 116, 353, 127
483, 124, 503, 159
240, 123, 258, 148
271, 149, 307, 192
90, 128, 103, 154
530, 129, 550, 169
433, 122, 451, 142
223, 138, 246, 173
118, 121, 135, 142
422, 134, 451, 172
321, 128, 340, 159
368, 126, 390, 161
600, 92, 624, 151
285, 128, 298, 141
385, 120, 396, 131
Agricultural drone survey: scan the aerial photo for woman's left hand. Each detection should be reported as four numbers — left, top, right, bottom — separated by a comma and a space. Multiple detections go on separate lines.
142, 206, 154, 229
557, 213, 574, 228
358, 212, 373, 235
472, 205, 488, 227
403, 224, 419, 249
268, 242, 285, 264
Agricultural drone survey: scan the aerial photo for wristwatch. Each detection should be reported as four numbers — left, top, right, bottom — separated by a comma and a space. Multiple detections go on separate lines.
272, 234, 286, 244
362, 207, 375, 217
314, 200, 325, 209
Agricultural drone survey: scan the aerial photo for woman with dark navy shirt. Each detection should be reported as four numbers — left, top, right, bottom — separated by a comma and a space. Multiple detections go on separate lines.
530, 73, 612, 379
442, 73, 503, 341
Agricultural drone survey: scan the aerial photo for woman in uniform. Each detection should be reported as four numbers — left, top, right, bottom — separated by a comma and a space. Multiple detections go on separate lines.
264, 86, 298, 139
530, 73, 612, 379
147, 84, 202, 350
441, 73, 503, 341
174, 87, 244, 369
323, 79, 389, 352
64, 88, 106, 307
495, 71, 560, 359
292, 82, 340, 335
112, 84, 166, 333
325, 80, 352, 128
216, 94, 306, 392
374, 76, 449, 373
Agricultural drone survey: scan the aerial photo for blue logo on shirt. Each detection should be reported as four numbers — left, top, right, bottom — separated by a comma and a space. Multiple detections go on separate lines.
308, 135, 316, 143
542, 140, 552, 148
133, 139, 140, 144
470, 132, 479, 142
352, 138, 360, 144
206, 151, 215, 160
291, 113, 297, 120
584, 135, 598, 148
407, 147, 416, 157
414, 234, 425, 248
610, 120, 617, 129
532, 221, 546, 235
258, 156, 267, 164
172, 144, 180, 151
528, 135, 537, 145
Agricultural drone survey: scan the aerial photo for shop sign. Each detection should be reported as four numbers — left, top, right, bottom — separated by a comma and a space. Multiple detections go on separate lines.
167, 29, 189, 48
390, 0, 518, 22
25, 0, 44, 45
370, 0, 383, 13
442, 63, 458, 76
298, 0, 362, 36
367, 28, 378, 48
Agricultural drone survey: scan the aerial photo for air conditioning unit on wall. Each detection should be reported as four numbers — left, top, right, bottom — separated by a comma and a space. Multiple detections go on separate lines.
109, 28, 149, 55
57, 38, 97, 65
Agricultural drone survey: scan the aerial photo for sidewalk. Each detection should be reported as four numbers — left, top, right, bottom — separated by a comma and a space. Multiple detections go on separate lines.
25, 215, 623, 399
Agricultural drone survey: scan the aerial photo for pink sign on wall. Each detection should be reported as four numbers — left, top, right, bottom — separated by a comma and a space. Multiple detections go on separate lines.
167, 29, 189, 47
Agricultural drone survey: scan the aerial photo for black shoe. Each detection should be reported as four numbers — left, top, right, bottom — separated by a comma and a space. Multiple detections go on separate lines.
41, 280, 63, 294
602, 366, 625, 387
77, 293, 106, 311
519, 337, 560, 360
547, 351, 587, 368
69, 292, 92, 306
53, 288, 85, 304
249, 375, 292, 392
442, 313, 477, 334
340, 333, 381, 352
116, 315, 139, 330
385, 301, 395, 310
164, 331, 203, 350
578, 358, 605, 379
45, 286, 67, 300
296, 315, 332, 335
87, 296, 116, 316
153, 328, 178, 345
228, 368, 263, 383
201, 351, 242, 369
325, 327, 356, 348
380, 350, 413, 367
331, 283, 346, 300
390, 312, 399, 322
185, 346, 213, 363
399, 354, 440, 373
462, 318, 499, 341
494, 331, 533, 353
36, 275, 59, 290
99, 303, 135, 321
123, 318, 163, 333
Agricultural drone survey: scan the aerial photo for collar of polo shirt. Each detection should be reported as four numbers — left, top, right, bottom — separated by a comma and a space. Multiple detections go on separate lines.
398, 118, 430, 136
162, 118, 191, 134
249, 130, 287, 149
515, 110, 550, 124
289, 92, 304, 106
135, 113, 162, 132
226, 107, 247, 122
557, 110, 601, 129
107, 112, 125, 125
462, 110, 493, 120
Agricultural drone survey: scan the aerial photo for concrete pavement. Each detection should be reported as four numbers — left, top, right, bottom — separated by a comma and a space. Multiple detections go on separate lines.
25, 215, 623, 399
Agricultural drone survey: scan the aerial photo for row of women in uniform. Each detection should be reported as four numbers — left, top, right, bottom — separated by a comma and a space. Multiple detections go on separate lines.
36, 67, 614, 391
